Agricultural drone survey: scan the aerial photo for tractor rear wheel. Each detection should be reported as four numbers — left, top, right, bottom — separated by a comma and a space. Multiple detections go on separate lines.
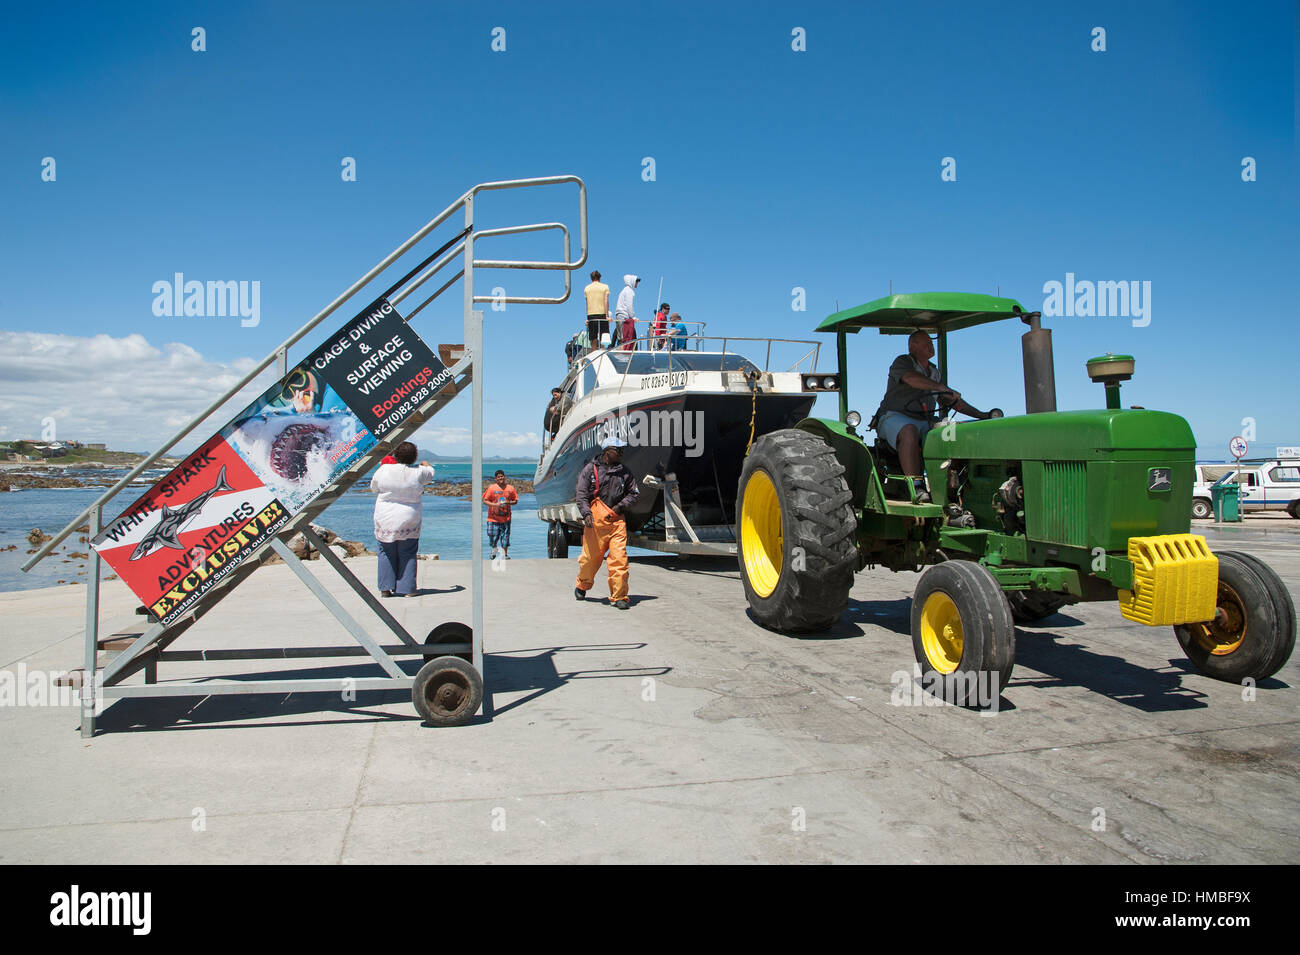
1006, 590, 1070, 624
912, 560, 1015, 707
1175, 552, 1294, 682
737, 429, 857, 632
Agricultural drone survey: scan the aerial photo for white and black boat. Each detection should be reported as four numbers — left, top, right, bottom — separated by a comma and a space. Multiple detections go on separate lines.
536, 331, 837, 556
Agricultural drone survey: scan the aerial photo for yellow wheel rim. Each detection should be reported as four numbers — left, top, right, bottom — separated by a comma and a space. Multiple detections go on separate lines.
741, 469, 783, 598
1189, 582, 1247, 656
920, 592, 964, 674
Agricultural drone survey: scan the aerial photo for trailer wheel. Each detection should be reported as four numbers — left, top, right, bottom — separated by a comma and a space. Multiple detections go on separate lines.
1176, 552, 1294, 682
1006, 590, 1070, 624
546, 521, 569, 558
1191, 498, 1212, 520
413, 656, 482, 726
425, 621, 473, 663
912, 560, 1015, 707
737, 429, 857, 632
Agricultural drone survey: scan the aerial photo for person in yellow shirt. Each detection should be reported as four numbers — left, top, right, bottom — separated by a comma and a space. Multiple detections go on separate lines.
583, 270, 611, 352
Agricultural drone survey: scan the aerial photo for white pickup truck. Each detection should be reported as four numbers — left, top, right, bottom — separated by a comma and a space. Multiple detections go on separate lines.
1192, 460, 1300, 519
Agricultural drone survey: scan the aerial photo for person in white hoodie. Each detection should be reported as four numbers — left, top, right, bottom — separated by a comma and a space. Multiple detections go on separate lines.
614, 275, 640, 350
370, 441, 436, 597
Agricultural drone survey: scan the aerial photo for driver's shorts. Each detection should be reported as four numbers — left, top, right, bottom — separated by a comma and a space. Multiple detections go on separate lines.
877, 410, 931, 451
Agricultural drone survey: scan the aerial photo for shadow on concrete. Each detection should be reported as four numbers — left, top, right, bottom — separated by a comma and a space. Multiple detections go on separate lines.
1012, 630, 1210, 711
743, 608, 866, 640
629, 554, 738, 578
1014, 611, 1086, 629
91, 642, 668, 733
843, 596, 913, 636
407, 584, 466, 597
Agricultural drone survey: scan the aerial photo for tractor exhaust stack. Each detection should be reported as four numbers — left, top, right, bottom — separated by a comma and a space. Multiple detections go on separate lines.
1020, 311, 1057, 414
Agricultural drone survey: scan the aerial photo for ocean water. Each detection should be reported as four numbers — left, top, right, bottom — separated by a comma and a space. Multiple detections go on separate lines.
0, 462, 545, 593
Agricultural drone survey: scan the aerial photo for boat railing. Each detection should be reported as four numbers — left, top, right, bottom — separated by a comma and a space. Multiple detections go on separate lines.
608, 335, 821, 395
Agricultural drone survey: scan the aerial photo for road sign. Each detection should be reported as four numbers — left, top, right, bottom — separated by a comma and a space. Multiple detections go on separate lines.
1229, 436, 1248, 459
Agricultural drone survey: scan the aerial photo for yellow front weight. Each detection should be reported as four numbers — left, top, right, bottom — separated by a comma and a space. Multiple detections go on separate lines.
1118, 534, 1219, 626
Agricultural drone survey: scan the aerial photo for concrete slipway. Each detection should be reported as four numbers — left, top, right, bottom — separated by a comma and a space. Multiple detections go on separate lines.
0, 522, 1296, 865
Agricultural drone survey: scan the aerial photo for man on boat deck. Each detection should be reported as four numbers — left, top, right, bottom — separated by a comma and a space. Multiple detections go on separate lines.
584, 270, 611, 353
574, 436, 640, 610
652, 303, 670, 349
615, 275, 640, 352
875, 329, 996, 500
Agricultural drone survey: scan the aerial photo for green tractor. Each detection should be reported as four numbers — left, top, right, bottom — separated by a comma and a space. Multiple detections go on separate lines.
737, 292, 1295, 706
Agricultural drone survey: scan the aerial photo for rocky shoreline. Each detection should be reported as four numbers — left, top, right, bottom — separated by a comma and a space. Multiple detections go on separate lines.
1, 470, 534, 495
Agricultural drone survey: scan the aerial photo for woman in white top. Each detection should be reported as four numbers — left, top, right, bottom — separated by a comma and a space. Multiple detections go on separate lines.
370, 441, 436, 597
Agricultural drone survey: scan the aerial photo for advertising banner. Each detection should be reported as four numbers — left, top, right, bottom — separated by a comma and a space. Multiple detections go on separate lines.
308, 298, 453, 439
92, 298, 449, 621
90, 435, 291, 624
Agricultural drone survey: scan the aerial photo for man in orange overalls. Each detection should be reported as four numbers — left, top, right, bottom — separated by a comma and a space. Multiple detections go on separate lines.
574, 436, 640, 609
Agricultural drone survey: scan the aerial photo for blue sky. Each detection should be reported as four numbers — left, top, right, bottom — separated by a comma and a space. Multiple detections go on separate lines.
1, 0, 1295, 459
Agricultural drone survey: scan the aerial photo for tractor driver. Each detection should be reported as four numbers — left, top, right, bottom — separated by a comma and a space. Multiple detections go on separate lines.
876, 330, 997, 493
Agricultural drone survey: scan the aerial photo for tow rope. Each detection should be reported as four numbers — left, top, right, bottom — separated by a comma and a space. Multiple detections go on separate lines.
743, 371, 760, 456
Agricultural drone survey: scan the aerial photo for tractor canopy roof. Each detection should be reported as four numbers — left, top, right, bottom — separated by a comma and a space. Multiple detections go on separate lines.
816, 292, 1028, 336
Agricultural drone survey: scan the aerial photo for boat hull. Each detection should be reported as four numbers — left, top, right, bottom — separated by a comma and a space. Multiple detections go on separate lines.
535, 391, 814, 532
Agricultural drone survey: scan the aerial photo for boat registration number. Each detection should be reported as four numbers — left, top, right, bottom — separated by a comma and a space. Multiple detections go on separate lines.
642, 371, 689, 389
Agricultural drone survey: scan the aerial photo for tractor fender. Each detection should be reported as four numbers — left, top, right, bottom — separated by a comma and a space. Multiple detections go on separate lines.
795, 417, 880, 511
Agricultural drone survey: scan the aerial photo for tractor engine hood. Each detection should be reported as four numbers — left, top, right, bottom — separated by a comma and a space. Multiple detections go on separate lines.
927, 409, 1196, 460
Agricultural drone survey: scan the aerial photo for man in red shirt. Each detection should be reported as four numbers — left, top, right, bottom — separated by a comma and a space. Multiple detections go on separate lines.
652, 303, 669, 350
483, 470, 519, 559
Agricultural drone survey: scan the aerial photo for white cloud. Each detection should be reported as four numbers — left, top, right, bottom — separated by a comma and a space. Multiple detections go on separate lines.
0, 331, 272, 451
0, 330, 542, 459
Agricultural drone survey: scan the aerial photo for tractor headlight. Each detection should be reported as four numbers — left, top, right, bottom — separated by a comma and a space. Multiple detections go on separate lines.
804, 376, 820, 390
823, 376, 837, 390
845, 410, 862, 428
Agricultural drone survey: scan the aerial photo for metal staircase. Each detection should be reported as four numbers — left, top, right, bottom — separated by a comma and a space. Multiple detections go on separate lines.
24, 175, 588, 734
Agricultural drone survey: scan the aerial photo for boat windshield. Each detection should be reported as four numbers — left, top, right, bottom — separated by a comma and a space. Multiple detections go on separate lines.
604, 352, 760, 375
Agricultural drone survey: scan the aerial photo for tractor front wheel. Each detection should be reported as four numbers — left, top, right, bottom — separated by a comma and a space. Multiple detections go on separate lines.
737, 430, 857, 632
1176, 551, 1295, 682
912, 560, 1016, 707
